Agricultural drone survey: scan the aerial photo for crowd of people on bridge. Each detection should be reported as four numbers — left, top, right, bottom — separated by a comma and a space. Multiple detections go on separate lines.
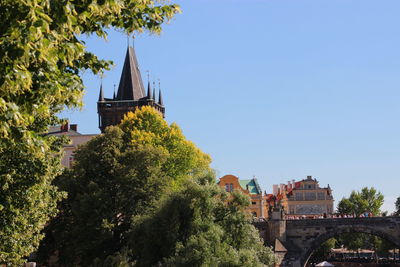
252, 212, 376, 222
285, 212, 375, 220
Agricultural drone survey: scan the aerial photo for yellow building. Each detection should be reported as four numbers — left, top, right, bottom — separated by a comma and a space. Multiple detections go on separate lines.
218, 174, 267, 218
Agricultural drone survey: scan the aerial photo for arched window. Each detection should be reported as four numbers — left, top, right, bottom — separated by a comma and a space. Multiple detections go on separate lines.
229, 183, 233, 192
252, 212, 257, 217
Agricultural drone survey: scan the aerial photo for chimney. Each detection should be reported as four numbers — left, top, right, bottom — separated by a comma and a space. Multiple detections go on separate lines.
60, 122, 69, 132
287, 181, 291, 189
70, 124, 77, 132
272, 184, 278, 196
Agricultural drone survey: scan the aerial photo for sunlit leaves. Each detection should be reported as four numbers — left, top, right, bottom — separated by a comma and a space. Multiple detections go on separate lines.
120, 106, 212, 189
0, 0, 179, 264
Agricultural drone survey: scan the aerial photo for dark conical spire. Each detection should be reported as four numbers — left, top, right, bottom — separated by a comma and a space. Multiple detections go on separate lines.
98, 84, 104, 102
113, 84, 116, 99
153, 87, 156, 102
116, 46, 145, 100
158, 89, 163, 106
147, 81, 152, 99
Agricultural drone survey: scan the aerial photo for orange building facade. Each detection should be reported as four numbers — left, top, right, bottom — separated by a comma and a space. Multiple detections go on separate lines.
218, 175, 269, 218
218, 174, 333, 219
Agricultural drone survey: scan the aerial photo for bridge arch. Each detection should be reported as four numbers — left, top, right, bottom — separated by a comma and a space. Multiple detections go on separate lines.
299, 220, 400, 267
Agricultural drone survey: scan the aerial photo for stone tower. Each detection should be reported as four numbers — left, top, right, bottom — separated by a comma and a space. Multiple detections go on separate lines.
97, 46, 165, 133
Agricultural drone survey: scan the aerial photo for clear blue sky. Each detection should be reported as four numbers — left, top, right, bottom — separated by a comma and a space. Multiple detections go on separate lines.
62, 0, 400, 212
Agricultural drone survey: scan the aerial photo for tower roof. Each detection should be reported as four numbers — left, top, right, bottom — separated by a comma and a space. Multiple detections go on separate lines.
116, 46, 145, 100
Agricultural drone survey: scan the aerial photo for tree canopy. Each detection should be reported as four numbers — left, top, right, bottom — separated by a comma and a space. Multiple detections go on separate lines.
335, 187, 390, 261
395, 197, 400, 216
337, 187, 384, 217
39, 126, 170, 266
0, 0, 179, 265
120, 106, 212, 188
131, 174, 276, 267
38, 107, 212, 266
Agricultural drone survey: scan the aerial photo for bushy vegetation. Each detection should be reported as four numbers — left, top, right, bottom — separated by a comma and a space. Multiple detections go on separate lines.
0, 0, 179, 264
38, 107, 274, 266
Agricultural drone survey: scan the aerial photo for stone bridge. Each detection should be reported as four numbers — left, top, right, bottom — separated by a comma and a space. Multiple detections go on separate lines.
254, 213, 400, 267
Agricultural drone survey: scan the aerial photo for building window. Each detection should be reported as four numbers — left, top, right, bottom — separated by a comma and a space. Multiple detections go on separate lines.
317, 192, 325, 200
252, 212, 257, 217
305, 192, 316, 201
251, 201, 256, 205
229, 183, 233, 192
289, 205, 295, 214
295, 192, 303, 201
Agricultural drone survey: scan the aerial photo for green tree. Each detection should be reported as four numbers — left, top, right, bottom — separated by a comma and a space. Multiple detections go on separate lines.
120, 106, 212, 188
336, 187, 386, 261
39, 126, 170, 266
309, 238, 337, 263
131, 174, 275, 267
0, 136, 65, 265
376, 238, 396, 260
0, 0, 179, 264
338, 233, 369, 259
337, 187, 384, 217
39, 108, 211, 265
337, 197, 354, 215
338, 233, 395, 263
395, 197, 400, 216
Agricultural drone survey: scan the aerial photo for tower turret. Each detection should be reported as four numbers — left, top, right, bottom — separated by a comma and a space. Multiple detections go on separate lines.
98, 84, 104, 102
147, 81, 152, 100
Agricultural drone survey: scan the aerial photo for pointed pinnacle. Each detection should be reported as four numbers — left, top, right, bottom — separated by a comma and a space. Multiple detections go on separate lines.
147, 81, 152, 99
158, 90, 163, 106
98, 84, 104, 102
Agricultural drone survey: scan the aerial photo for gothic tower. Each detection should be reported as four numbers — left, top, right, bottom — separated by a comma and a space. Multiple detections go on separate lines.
97, 46, 165, 133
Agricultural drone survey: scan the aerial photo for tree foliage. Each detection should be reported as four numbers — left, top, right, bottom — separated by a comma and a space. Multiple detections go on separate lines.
309, 238, 337, 264
39, 108, 211, 266
39, 127, 170, 266
335, 187, 389, 261
0, 0, 180, 143
0, 0, 179, 264
131, 174, 275, 267
337, 187, 384, 217
120, 106, 211, 188
0, 137, 64, 265
337, 233, 396, 262
395, 197, 400, 216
